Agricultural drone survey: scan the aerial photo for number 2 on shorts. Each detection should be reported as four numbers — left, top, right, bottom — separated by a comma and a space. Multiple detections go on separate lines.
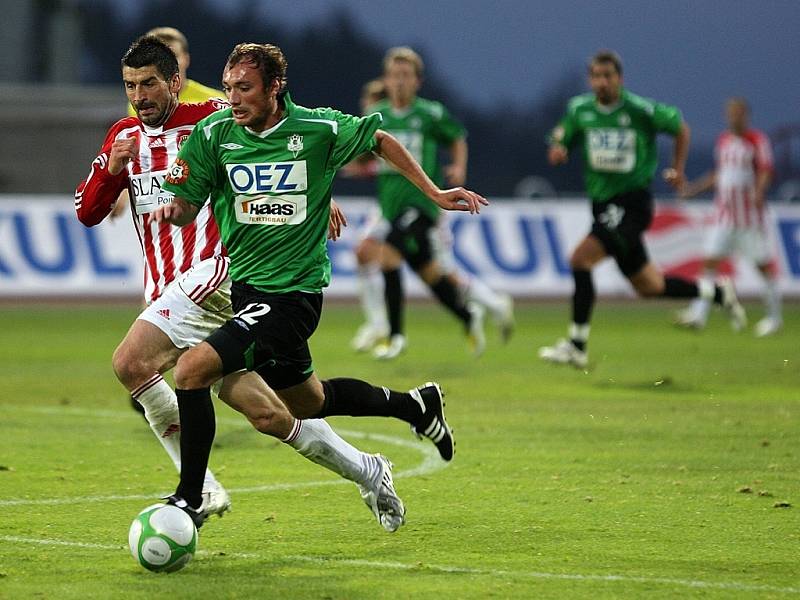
235, 302, 271, 325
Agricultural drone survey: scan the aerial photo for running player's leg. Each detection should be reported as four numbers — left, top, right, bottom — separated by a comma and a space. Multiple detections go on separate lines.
374, 242, 407, 359
352, 212, 390, 351
746, 228, 782, 336
539, 233, 605, 368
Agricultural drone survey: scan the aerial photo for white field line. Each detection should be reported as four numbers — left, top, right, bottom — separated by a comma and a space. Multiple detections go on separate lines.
1, 535, 798, 595
0, 403, 444, 507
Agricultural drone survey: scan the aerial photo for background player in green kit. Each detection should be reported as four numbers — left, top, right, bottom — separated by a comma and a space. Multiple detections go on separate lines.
539, 50, 746, 369
155, 43, 487, 530
367, 47, 511, 360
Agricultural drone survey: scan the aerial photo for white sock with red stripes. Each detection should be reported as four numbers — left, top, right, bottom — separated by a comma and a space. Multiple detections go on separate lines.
282, 418, 381, 488
131, 374, 220, 489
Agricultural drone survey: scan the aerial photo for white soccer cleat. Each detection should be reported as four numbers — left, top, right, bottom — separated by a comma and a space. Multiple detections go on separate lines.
372, 334, 407, 360
491, 293, 515, 343
673, 307, 705, 330
358, 454, 405, 533
467, 302, 486, 358
351, 323, 388, 353
200, 481, 231, 520
754, 316, 782, 337
720, 278, 747, 332
538, 338, 588, 369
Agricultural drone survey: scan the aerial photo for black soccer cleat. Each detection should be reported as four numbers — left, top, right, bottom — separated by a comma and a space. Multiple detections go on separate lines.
163, 494, 206, 529
409, 382, 454, 461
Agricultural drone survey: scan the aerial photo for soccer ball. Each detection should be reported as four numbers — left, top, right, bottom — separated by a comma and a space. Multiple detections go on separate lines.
128, 504, 198, 573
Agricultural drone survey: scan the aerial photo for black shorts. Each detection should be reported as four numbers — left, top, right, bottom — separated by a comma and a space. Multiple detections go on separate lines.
205, 282, 322, 391
385, 208, 438, 271
590, 188, 654, 276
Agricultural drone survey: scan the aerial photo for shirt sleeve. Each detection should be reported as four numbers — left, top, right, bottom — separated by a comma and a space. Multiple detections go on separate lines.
74, 122, 132, 227
329, 111, 384, 170
753, 131, 774, 173
431, 103, 466, 144
651, 102, 683, 135
162, 122, 219, 207
549, 107, 578, 148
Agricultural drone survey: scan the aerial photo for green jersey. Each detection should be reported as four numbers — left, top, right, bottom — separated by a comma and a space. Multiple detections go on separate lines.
551, 89, 682, 202
372, 97, 465, 221
163, 92, 382, 293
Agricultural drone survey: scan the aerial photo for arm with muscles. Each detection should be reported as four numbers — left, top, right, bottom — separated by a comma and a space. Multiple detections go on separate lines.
754, 167, 772, 210
663, 122, 690, 192
74, 127, 138, 226
443, 137, 468, 186
680, 170, 716, 200
152, 196, 200, 226
372, 130, 487, 213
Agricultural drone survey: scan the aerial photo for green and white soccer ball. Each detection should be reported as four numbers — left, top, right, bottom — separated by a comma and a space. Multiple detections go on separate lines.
128, 504, 198, 573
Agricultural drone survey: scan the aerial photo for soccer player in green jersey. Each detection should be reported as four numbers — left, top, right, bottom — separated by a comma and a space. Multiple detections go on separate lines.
539, 50, 746, 368
356, 47, 512, 360
155, 43, 487, 530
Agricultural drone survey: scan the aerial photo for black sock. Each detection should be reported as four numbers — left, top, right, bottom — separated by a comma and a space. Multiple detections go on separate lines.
663, 276, 699, 298
571, 270, 594, 351
429, 276, 471, 326
383, 269, 404, 336
315, 378, 422, 424
175, 388, 215, 509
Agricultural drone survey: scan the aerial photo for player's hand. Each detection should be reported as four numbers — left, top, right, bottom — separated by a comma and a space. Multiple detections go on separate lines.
152, 198, 191, 225
548, 144, 568, 165
444, 164, 466, 186
662, 168, 686, 192
108, 133, 140, 175
328, 200, 348, 241
431, 187, 489, 214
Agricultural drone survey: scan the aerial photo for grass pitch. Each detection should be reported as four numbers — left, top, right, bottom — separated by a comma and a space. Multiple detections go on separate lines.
0, 300, 798, 599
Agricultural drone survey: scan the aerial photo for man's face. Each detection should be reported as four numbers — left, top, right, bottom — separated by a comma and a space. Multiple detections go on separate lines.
122, 65, 179, 127
726, 101, 749, 134
165, 41, 189, 87
222, 62, 277, 131
384, 60, 420, 105
589, 61, 622, 105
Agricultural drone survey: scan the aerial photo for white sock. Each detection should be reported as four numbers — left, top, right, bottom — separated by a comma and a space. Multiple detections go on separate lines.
693, 272, 715, 323
762, 277, 782, 321
283, 418, 381, 488
357, 263, 388, 332
131, 374, 219, 488
463, 277, 505, 316
569, 322, 590, 346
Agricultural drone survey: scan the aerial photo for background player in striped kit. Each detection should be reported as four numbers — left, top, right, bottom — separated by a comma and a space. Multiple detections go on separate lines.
75, 36, 430, 533
539, 50, 746, 369
676, 98, 782, 336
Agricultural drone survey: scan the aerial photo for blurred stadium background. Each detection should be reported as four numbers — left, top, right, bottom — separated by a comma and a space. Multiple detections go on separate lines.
1, 0, 799, 302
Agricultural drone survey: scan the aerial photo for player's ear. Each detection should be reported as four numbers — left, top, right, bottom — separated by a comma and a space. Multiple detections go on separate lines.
169, 73, 181, 94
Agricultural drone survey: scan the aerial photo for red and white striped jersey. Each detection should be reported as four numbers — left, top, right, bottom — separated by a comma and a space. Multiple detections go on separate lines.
713, 129, 773, 229
75, 99, 229, 302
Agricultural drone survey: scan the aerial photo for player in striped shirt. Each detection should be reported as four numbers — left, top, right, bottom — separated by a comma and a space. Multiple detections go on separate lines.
76, 36, 421, 532
677, 98, 782, 336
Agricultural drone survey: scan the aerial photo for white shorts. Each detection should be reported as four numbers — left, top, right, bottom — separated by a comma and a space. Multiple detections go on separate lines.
138, 256, 232, 349
359, 208, 457, 273
703, 224, 771, 265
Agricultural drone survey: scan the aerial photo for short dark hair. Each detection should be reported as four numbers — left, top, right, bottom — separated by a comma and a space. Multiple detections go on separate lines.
121, 35, 179, 81
226, 43, 288, 91
589, 50, 623, 76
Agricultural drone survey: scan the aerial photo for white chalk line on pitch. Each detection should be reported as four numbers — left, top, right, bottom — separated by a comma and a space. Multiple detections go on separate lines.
0, 403, 444, 507
1, 535, 798, 595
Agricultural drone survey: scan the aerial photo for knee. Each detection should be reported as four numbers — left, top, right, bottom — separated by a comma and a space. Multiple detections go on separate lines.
173, 348, 218, 390
112, 344, 152, 391
634, 280, 663, 297
355, 242, 375, 265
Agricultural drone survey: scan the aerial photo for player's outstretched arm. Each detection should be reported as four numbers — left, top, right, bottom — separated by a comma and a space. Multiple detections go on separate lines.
152, 197, 200, 226
372, 130, 488, 214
